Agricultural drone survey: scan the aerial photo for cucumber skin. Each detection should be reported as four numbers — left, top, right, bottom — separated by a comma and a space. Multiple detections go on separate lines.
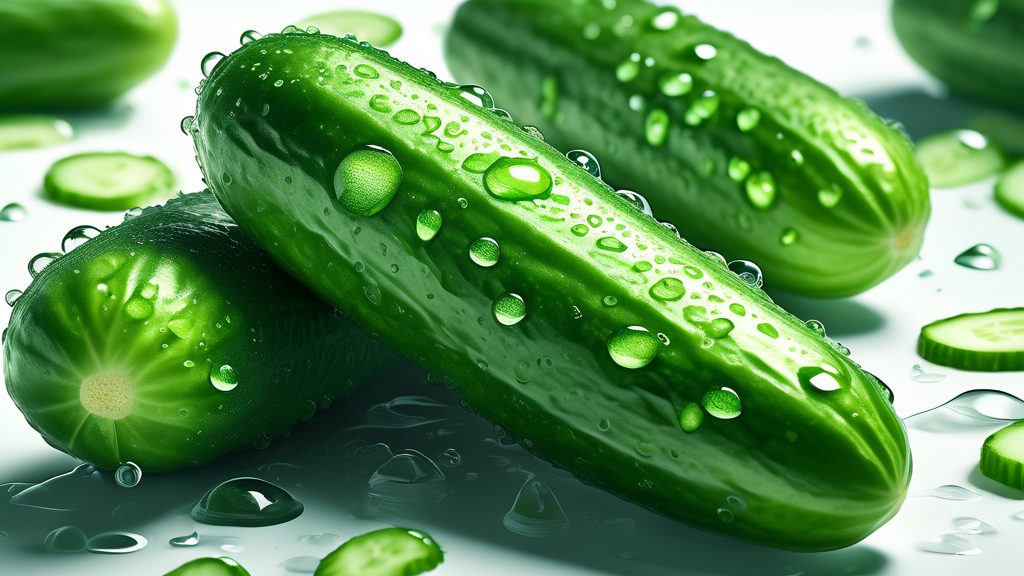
445, 0, 931, 298
0, 0, 177, 111
894, 0, 1024, 113
981, 422, 1024, 490
3, 191, 398, 473
918, 308, 1024, 372
194, 32, 911, 551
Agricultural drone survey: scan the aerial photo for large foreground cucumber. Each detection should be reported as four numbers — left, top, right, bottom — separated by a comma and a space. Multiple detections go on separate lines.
894, 0, 1024, 113
3, 191, 397, 473
192, 31, 911, 551
444, 0, 931, 298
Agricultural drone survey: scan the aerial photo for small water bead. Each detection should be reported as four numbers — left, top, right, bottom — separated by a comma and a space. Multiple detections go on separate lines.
169, 532, 200, 547
818, 187, 842, 208
736, 108, 761, 132
483, 157, 553, 201
469, 237, 501, 267
463, 151, 501, 173
745, 171, 777, 209
645, 108, 669, 146
365, 450, 448, 511
685, 92, 720, 126
780, 228, 798, 245
438, 448, 462, 467
456, 84, 494, 109
5, 289, 22, 306
274, 79, 284, 87
567, 149, 601, 177
201, 52, 225, 77
717, 508, 735, 523
416, 210, 442, 241
607, 326, 661, 369
798, 363, 846, 392
660, 220, 681, 238
28, 252, 61, 278
210, 364, 239, 392
651, 9, 680, 30
587, 214, 603, 227
649, 277, 685, 301
616, 190, 653, 216
491, 108, 513, 121
757, 323, 779, 339
503, 480, 569, 538
616, 53, 642, 82
192, 477, 304, 526
392, 109, 421, 125
353, 64, 379, 79
114, 462, 142, 488
493, 293, 526, 326
597, 236, 627, 252
954, 244, 1000, 270
804, 319, 826, 338
60, 225, 102, 253
179, 115, 194, 135
728, 260, 763, 288
281, 556, 320, 573
0, 202, 27, 222
240, 29, 262, 44
909, 364, 946, 383
86, 532, 148, 554
702, 388, 741, 419
706, 318, 735, 339
628, 94, 646, 111
658, 72, 693, 97
334, 145, 402, 216
571, 224, 589, 236
727, 157, 751, 181
603, 295, 618, 307
45, 526, 88, 553
679, 403, 703, 432
632, 261, 653, 273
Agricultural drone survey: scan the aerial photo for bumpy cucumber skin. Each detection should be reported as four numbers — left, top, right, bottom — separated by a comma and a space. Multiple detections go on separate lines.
445, 0, 930, 298
194, 32, 910, 551
3, 191, 397, 473
918, 308, 1024, 372
981, 422, 1024, 490
894, 0, 1024, 113
0, 0, 177, 111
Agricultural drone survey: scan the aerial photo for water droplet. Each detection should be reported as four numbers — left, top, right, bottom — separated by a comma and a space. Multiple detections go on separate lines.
201, 52, 225, 77
571, 223, 589, 236
114, 462, 142, 488
462, 151, 501, 174
651, 10, 679, 30
684, 92, 720, 125
587, 214, 603, 227
416, 209, 442, 241
616, 53, 642, 82
607, 326, 660, 369
179, 115, 194, 135
706, 318, 735, 339
353, 64, 379, 79
192, 477, 304, 526
491, 108, 513, 121
745, 171, 777, 209
649, 277, 685, 301
44, 526, 88, 553
5, 289, 22, 307
603, 295, 618, 307
210, 364, 238, 392
521, 125, 545, 140
717, 508, 735, 523
493, 293, 526, 326
728, 260, 763, 288
86, 532, 148, 554
690, 43, 718, 60
727, 157, 751, 181
597, 236, 627, 252
28, 252, 60, 278
818, 187, 842, 208
456, 84, 494, 108
780, 228, 798, 245
483, 157, 553, 201
702, 387, 741, 419
909, 364, 947, 383
679, 403, 703, 432
0, 202, 27, 222
954, 517, 996, 535
469, 237, 501, 267
658, 72, 693, 97
61, 225, 101, 252
916, 533, 981, 556
503, 480, 569, 538
438, 448, 462, 467
281, 556, 320, 573
616, 190, 652, 216
798, 363, 847, 392
566, 150, 601, 177
736, 108, 761, 132
365, 450, 448, 512
954, 244, 1000, 270
804, 319, 826, 337
334, 145, 402, 216
169, 531, 200, 547
299, 533, 344, 546
240, 29, 262, 44
645, 108, 669, 146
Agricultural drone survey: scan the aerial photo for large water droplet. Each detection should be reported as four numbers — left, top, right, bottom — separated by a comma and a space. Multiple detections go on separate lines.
61, 225, 101, 252
114, 462, 142, 488
462, 151, 501, 174
365, 450, 448, 513
483, 157, 553, 201
334, 145, 403, 216
702, 387, 741, 419
905, 390, 1024, 432
954, 243, 1000, 270
705, 318, 735, 339
745, 171, 777, 209
86, 532, 148, 554
201, 52, 225, 77
736, 108, 761, 132
493, 293, 526, 326
469, 237, 500, 267
0, 202, 27, 222
649, 277, 685, 301
658, 72, 693, 97
616, 190, 652, 216
645, 108, 669, 146
651, 10, 680, 30
210, 364, 238, 392
566, 150, 601, 177
416, 209, 442, 241
728, 260, 763, 288
240, 29, 262, 44
727, 157, 751, 181
607, 326, 660, 369
679, 402, 703, 432
44, 526, 88, 553
798, 363, 847, 392
503, 480, 569, 538
5, 289, 22, 307
192, 477, 304, 526
818, 187, 842, 208
456, 84, 494, 109
28, 252, 61, 278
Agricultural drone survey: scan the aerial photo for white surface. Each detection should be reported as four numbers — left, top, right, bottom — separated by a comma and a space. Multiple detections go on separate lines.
2, 1, 1023, 575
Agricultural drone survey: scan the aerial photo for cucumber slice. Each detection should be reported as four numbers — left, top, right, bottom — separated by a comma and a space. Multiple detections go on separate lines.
996, 161, 1024, 220
918, 308, 1024, 371
43, 152, 175, 211
0, 115, 74, 151
297, 11, 402, 47
314, 528, 443, 576
914, 130, 1005, 188
164, 557, 251, 576
981, 421, 1024, 490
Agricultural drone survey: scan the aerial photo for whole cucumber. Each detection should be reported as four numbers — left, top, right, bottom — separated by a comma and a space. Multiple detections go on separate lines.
3, 191, 398, 473
0, 0, 177, 111
894, 0, 1024, 112
192, 31, 911, 551
444, 0, 931, 298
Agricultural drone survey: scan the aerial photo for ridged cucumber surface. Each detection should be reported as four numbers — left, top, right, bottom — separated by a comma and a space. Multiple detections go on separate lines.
192, 31, 910, 551
3, 191, 397, 473
445, 0, 931, 298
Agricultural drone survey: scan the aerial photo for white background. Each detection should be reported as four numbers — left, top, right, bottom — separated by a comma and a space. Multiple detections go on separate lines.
2, 1, 1023, 575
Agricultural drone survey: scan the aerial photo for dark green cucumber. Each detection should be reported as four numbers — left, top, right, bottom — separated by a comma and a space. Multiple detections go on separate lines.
444, 0, 931, 298
894, 0, 1024, 113
193, 31, 910, 551
3, 191, 397, 473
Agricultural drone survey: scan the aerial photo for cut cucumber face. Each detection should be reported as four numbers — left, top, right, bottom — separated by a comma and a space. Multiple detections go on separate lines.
996, 161, 1024, 220
918, 308, 1024, 371
914, 130, 1005, 188
981, 421, 1024, 491
0, 115, 74, 151
314, 528, 444, 576
297, 10, 402, 47
44, 152, 175, 211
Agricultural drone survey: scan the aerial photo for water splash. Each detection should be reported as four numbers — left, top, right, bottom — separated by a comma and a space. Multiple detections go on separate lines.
503, 479, 569, 538
916, 533, 981, 556
365, 449, 448, 513
909, 364, 947, 383
904, 390, 1024, 432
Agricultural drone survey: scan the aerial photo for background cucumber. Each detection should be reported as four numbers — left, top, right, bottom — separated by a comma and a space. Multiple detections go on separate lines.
996, 161, 1024, 220
894, 0, 1024, 113
44, 152, 176, 211
193, 31, 910, 551
3, 191, 398, 473
444, 0, 931, 298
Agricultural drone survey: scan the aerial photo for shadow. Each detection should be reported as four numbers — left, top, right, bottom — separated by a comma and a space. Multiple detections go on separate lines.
0, 364, 889, 576
764, 288, 886, 337
967, 465, 1024, 501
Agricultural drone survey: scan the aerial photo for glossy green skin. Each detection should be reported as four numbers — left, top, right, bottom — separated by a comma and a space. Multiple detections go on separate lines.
194, 32, 911, 551
3, 191, 397, 473
445, 0, 931, 298
894, 0, 1024, 112
164, 557, 251, 576
0, 0, 177, 110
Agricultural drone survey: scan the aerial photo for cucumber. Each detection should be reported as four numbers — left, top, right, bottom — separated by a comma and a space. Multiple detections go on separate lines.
981, 421, 1024, 490
192, 31, 911, 551
914, 130, 1005, 188
918, 308, 1024, 372
444, 0, 931, 298
314, 528, 444, 576
0, 115, 74, 152
43, 152, 176, 211
3, 191, 398, 473
996, 161, 1024, 220
164, 557, 250, 576
296, 11, 403, 47
893, 0, 1024, 113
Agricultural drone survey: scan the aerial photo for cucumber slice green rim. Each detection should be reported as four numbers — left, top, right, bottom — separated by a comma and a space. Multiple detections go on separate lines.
314, 528, 444, 576
43, 152, 175, 211
915, 129, 1005, 188
0, 115, 74, 152
981, 421, 1024, 490
296, 10, 403, 47
918, 308, 1024, 372
996, 161, 1024, 220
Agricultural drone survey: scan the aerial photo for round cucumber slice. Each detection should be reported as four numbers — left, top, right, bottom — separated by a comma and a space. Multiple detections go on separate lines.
314, 528, 443, 576
996, 161, 1024, 220
915, 130, 1005, 188
44, 152, 175, 211
164, 557, 251, 576
0, 115, 74, 151
918, 308, 1024, 371
296, 10, 402, 47
981, 421, 1024, 490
